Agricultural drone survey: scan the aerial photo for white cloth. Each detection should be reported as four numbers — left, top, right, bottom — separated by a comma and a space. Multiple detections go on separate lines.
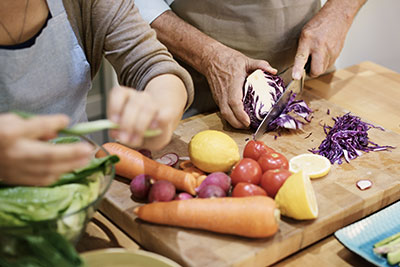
135, 0, 175, 23
0, 0, 91, 125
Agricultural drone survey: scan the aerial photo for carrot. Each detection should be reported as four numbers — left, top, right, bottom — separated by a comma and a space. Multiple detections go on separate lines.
196, 175, 207, 188
134, 196, 280, 238
182, 166, 205, 178
96, 142, 197, 195
179, 160, 194, 169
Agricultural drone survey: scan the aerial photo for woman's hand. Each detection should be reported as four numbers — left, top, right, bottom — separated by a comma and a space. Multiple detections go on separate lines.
0, 113, 92, 186
202, 44, 277, 129
108, 74, 187, 151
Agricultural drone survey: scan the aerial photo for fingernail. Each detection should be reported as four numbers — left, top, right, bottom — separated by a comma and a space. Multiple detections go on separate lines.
150, 120, 159, 129
293, 72, 301, 80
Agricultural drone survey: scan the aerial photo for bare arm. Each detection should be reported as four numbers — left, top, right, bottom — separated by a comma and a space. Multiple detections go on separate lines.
151, 11, 277, 129
292, 0, 367, 79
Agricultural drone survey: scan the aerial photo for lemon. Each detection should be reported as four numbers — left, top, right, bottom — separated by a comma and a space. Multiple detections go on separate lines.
289, 153, 331, 179
188, 130, 240, 173
275, 170, 318, 220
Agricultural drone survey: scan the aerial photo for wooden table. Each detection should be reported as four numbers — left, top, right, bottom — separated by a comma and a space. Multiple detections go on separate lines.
77, 61, 400, 266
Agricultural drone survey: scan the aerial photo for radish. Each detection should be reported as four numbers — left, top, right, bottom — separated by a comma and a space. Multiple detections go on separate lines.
156, 152, 179, 167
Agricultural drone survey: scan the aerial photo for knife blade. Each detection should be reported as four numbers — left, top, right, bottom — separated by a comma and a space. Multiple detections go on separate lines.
253, 68, 305, 140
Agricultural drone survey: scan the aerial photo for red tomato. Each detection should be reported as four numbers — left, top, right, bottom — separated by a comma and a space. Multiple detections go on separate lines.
257, 152, 289, 172
260, 169, 292, 198
230, 158, 262, 186
231, 182, 267, 197
243, 140, 275, 161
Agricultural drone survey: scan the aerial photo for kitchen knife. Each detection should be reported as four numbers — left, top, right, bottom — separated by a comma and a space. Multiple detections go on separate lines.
253, 67, 306, 140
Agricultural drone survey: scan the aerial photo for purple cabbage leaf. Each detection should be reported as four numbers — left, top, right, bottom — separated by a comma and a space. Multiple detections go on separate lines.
310, 112, 395, 164
242, 69, 312, 131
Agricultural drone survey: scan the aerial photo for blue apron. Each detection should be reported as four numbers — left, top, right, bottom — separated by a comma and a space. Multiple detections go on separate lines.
0, 0, 91, 125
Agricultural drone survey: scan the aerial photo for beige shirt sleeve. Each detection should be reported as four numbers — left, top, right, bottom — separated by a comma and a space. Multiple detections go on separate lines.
63, 0, 194, 110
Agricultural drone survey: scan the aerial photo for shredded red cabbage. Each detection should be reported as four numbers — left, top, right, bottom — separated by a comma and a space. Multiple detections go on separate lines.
310, 113, 395, 164
242, 70, 312, 131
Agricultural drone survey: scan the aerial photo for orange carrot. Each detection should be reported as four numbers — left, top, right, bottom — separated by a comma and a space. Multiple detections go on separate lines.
196, 175, 207, 188
182, 166, 205, 178
134, 196, 280, 238
97, 142, 197, 195
179, 160, 194, 169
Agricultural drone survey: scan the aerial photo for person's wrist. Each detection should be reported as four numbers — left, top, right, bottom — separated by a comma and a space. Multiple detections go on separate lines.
198, 41, 224, 76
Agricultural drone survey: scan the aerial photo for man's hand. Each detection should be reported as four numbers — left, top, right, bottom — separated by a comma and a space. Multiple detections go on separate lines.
203, 44, 277, 129
292, 0, 366, 80
151, 11, 277, 129
0, 114, 92, 186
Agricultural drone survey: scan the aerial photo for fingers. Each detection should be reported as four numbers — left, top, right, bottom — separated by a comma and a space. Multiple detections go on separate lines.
107, 86, 129, 125
229, 76, 251, 128
0, 140, 93, 186
293, 42, 311, 80
249, 59, 277, 75
0, 113, 70, 144
108, 86, 160, 148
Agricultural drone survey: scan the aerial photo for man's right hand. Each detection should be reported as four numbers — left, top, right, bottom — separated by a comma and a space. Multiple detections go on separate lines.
0, 113, 92, 186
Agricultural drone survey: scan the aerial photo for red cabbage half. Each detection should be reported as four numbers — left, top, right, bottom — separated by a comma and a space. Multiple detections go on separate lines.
242, 69, 312, 131
310, 112, 395, 164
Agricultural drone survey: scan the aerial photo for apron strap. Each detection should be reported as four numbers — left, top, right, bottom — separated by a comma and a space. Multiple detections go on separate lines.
46, 0, 66, 17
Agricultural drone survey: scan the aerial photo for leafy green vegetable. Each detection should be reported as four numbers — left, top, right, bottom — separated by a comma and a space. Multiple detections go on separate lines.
0, 231, 85, 267
53, 155, 119, 186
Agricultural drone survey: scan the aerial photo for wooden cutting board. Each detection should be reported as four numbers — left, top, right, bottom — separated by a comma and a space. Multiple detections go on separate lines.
99, 63, 400, 267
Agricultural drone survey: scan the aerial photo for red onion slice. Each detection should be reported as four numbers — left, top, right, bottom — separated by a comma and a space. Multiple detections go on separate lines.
356, 179, 372, 190
156, 152, 179, 167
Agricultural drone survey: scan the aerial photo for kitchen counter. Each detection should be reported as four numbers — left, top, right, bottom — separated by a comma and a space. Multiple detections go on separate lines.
77, 61, 400, 266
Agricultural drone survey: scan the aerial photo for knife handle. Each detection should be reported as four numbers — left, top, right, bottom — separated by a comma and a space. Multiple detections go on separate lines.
305, 56, 312, 74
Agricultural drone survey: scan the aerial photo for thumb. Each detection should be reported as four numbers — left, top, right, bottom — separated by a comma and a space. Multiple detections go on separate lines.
248, 59, 277, 75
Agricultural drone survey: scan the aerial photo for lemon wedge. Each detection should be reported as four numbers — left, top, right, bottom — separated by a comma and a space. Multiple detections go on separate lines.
189, 130, 240, 173
275, 170, 318, 220
289, 153, 331, 179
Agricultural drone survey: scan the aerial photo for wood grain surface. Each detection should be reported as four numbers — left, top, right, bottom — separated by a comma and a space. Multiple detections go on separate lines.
97, 62, 400, 266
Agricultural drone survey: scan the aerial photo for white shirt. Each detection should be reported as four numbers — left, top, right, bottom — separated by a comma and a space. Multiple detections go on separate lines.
135, 0, 175, 23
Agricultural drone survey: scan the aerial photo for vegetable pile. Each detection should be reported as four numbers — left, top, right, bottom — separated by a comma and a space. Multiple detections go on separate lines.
242, 69, 312, 131
310, 112, 395, 164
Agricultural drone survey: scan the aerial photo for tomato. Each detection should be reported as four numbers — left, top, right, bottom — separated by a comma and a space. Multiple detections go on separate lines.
230, 158, 262, 186
260, 169, 292, 198
231, 182, 267, 197
257, 152, 289, 172
243, 140, 275, 161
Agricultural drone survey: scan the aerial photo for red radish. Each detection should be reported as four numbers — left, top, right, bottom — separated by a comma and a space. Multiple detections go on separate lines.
156, 152, 179, 167
138, 149, 152, 159
148, 180, 176, 202
195, 172, 231, 194
174, 192, 194, 200
130, 174, 152, 200
198, 184, 226, 198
